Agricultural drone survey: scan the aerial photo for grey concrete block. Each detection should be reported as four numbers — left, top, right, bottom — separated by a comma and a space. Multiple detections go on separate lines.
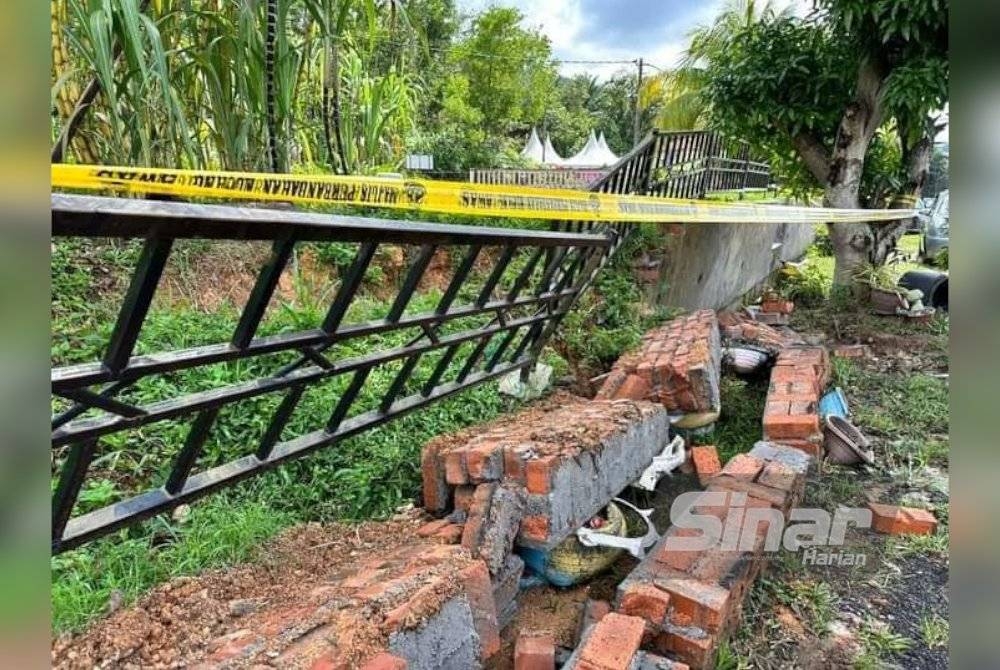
388, 595, 482, 670
491, 554, 524, 615
516, 407, 671, 551
479, 485, 525, 575
749, 441, 815, 474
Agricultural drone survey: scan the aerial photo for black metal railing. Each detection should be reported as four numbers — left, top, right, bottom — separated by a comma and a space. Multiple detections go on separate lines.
589, 130, 770, 198
51, 194, 621, 553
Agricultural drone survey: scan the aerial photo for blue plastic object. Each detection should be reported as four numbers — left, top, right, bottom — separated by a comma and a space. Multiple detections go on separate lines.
819, 387, 849, 419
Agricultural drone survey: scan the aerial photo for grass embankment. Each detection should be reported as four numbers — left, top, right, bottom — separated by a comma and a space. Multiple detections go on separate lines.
51, 221, 665, 632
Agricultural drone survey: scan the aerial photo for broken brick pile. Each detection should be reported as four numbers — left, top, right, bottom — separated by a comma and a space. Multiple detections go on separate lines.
595, 309, 722, 416
194, 543, 498, 669
422, 396, 670, 557
63, 309, 862, 670
563, 612, 690, 670
762, 346, 831, 458
717, 310, 804, 354
611, 442, 815, 668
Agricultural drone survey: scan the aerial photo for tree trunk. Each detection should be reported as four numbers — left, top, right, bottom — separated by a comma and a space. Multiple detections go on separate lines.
823, 58, 886, 285
867, 133, 933, 265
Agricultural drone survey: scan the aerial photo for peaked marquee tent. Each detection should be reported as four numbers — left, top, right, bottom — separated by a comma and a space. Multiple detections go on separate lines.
519, 128, 619, 168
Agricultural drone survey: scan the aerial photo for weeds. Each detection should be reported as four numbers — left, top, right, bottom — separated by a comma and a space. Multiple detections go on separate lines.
919, 612, 948, 649
708, 376, 768, 463
855, 617, 913, 668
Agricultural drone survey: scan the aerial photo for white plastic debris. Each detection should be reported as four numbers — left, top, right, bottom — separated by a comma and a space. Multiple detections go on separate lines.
498, 363, 553, 400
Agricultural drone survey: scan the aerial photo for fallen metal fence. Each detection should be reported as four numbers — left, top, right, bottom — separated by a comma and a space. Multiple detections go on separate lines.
51, 194, 620, 553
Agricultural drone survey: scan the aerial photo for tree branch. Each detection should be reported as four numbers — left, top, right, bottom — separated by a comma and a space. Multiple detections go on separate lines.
791, 132, 832, 185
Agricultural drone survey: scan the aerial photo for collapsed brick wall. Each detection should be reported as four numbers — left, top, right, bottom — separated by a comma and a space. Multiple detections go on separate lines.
762, 346, 831, 458
190, 543, 499, 670
63, 307, 837, 670
596, 310, 722, 416
612, 442, 815, 669
422, 395, 671, 555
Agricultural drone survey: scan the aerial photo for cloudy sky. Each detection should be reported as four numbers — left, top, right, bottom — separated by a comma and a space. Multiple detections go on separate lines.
455, 0, 809, 79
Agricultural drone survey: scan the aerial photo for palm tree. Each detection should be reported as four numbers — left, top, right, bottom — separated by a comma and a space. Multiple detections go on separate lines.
641, 0, 793, 130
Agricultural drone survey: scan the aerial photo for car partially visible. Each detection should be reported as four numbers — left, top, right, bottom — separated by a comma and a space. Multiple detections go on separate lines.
920, 190, 949, 263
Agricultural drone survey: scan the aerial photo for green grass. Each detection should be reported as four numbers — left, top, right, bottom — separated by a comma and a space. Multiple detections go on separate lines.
919, 612, 949, 649
854, 617, 914, 669
706, 376, 769, 463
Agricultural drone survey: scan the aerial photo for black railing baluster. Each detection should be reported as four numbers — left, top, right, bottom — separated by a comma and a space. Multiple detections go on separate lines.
51, 439, 98, 548
387, 244, 437, 323
102, 235, 173, 374
422, 344, 460, 396
165, 408, 220, 495
380, 353, 423, 413
232, 236, 296, 349
506, 248, 544, 302
326, 366, 371, 433
322, 241, 378, 333
257, 385, 305, 459
457, 334, 495, 382
476, 245, 516, 307
435, 245, 482, 315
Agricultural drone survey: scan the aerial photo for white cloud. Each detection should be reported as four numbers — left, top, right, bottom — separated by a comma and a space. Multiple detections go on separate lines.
454, 0, 814, 79
455, 0, 723, 79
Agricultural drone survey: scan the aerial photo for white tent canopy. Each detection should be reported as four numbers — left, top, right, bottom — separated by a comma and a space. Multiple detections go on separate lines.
519, 127, 619, 168
596, 132, 620, 166
520, 127, 545, 163
542, 136, 564, 165
564, 130, 609, 167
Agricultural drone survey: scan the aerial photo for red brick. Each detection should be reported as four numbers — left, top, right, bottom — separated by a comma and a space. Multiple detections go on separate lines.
654, 628, 716, 669
868, 504, 938, 536
383, 583, 441, 631
655, 526, 706, 573
595, 368, 628, 399
445, 448, 468, 485
654, 577, 731, 632
690, 445, 721, 485
757, 461, 798, 492
581, 599, 612, 630
775, 438, 824, 458
421, 444, 449, 512
763, 413, 820, 440
454, 485, 476, 512
432, 523, 464, 544
417, 519, 451, 537
521, 515, 549, 543
764, 400, 791, 416
503, 448, 527, 484
578, 613, 646, 670
761, 299, 794, 314
514, 631, 555, 670
459, 560, 501, 659
359, 653, 408, 670
525, 455, 557, 494
462, 483, 496, 551
466, 441, 502, 481
720, 454, 765, 481
618, 583, 670, 626
832, 344, 869, 358
612, 374, 651, 401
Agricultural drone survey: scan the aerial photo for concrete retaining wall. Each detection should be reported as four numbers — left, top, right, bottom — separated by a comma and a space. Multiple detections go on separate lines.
651, 221, 814, 311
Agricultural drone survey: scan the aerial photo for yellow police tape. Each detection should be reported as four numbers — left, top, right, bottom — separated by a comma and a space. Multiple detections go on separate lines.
52, 164, 915, 225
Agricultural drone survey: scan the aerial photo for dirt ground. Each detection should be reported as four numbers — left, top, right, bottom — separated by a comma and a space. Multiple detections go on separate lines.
51, 515, 439, 669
